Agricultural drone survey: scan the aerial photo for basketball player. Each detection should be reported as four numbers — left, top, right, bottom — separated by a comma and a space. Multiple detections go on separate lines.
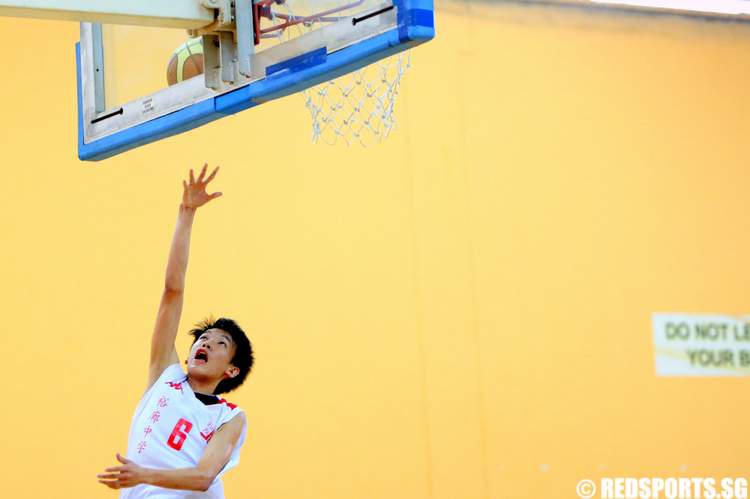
97, 164, 254, 498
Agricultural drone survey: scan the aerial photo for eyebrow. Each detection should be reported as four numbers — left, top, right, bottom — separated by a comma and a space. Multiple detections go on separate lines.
201, 331, 234, 344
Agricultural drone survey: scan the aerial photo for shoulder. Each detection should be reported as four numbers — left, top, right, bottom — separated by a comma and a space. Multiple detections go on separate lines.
157, 363, 187, 385
216, 398, 246, 434
144, 363, 186, 395
216, 410, 246, 439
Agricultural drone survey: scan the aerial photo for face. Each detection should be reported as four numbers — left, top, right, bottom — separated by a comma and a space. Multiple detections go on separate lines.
187, 328, 239, 383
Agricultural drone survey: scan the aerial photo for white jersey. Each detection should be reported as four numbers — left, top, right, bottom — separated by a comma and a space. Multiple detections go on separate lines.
120, 364, 247, 499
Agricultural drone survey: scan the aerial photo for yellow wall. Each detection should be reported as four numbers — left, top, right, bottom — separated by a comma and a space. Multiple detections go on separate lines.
1, 2, 749, 498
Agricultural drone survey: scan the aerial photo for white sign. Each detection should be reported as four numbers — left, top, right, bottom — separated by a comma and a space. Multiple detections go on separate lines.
652, 313, 750, 376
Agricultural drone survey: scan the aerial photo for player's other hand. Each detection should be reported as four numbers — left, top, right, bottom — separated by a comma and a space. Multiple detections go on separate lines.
97, 452, 148, 489
182, 163, 222, 209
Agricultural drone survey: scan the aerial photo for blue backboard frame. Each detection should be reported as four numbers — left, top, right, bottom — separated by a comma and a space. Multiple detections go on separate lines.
76, 0, 434, 161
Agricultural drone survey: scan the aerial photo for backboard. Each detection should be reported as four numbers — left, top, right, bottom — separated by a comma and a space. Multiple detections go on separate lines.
76, 0, 435, 161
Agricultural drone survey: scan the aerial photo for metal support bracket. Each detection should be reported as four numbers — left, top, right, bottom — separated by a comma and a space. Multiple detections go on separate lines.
219, 30, 238, 84
235, 0, 253, 78
191, 0, 255, 89
202, 33, 221, 90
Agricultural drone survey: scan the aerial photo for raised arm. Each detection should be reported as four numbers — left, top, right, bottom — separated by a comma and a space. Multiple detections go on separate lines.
147, 164, 222, 390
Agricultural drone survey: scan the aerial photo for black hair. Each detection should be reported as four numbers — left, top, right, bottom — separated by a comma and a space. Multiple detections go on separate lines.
188, 316, 254, 395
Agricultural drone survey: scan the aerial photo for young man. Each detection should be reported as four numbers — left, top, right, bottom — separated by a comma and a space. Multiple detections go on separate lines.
97, 165, 254, 498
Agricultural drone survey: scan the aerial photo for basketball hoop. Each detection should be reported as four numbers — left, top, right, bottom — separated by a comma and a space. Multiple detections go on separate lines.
257, 0, 411, 146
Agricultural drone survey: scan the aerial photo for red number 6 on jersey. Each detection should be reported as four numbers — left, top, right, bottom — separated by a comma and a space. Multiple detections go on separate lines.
167, 418, 193, 451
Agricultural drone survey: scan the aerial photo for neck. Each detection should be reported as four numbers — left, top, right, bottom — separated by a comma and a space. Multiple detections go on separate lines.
186, 375, 220, 396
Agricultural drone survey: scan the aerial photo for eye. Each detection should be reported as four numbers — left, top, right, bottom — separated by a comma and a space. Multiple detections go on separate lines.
219, 341, 226, 346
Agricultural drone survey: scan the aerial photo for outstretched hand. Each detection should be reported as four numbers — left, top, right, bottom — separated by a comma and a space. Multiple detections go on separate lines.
182, 164, 222, 209
97, 452, 149, 490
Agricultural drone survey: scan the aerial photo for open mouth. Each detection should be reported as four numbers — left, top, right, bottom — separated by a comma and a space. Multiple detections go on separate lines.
195, 349, 209, 364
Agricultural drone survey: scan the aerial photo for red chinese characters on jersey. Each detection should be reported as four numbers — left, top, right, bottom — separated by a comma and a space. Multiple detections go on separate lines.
137, 441, 147, 454
150, 410, 161, 424
143, 426, 153, 437
158, 396, 170, 408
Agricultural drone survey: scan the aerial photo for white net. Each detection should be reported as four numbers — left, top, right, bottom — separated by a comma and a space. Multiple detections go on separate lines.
256, 0, 410, 146
303, 52, 410, 146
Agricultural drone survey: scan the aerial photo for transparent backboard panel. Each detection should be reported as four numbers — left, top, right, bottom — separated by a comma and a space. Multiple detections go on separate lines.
102, 25, 193, 113
256, 0, 388, 46
97, 0, 388, 113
